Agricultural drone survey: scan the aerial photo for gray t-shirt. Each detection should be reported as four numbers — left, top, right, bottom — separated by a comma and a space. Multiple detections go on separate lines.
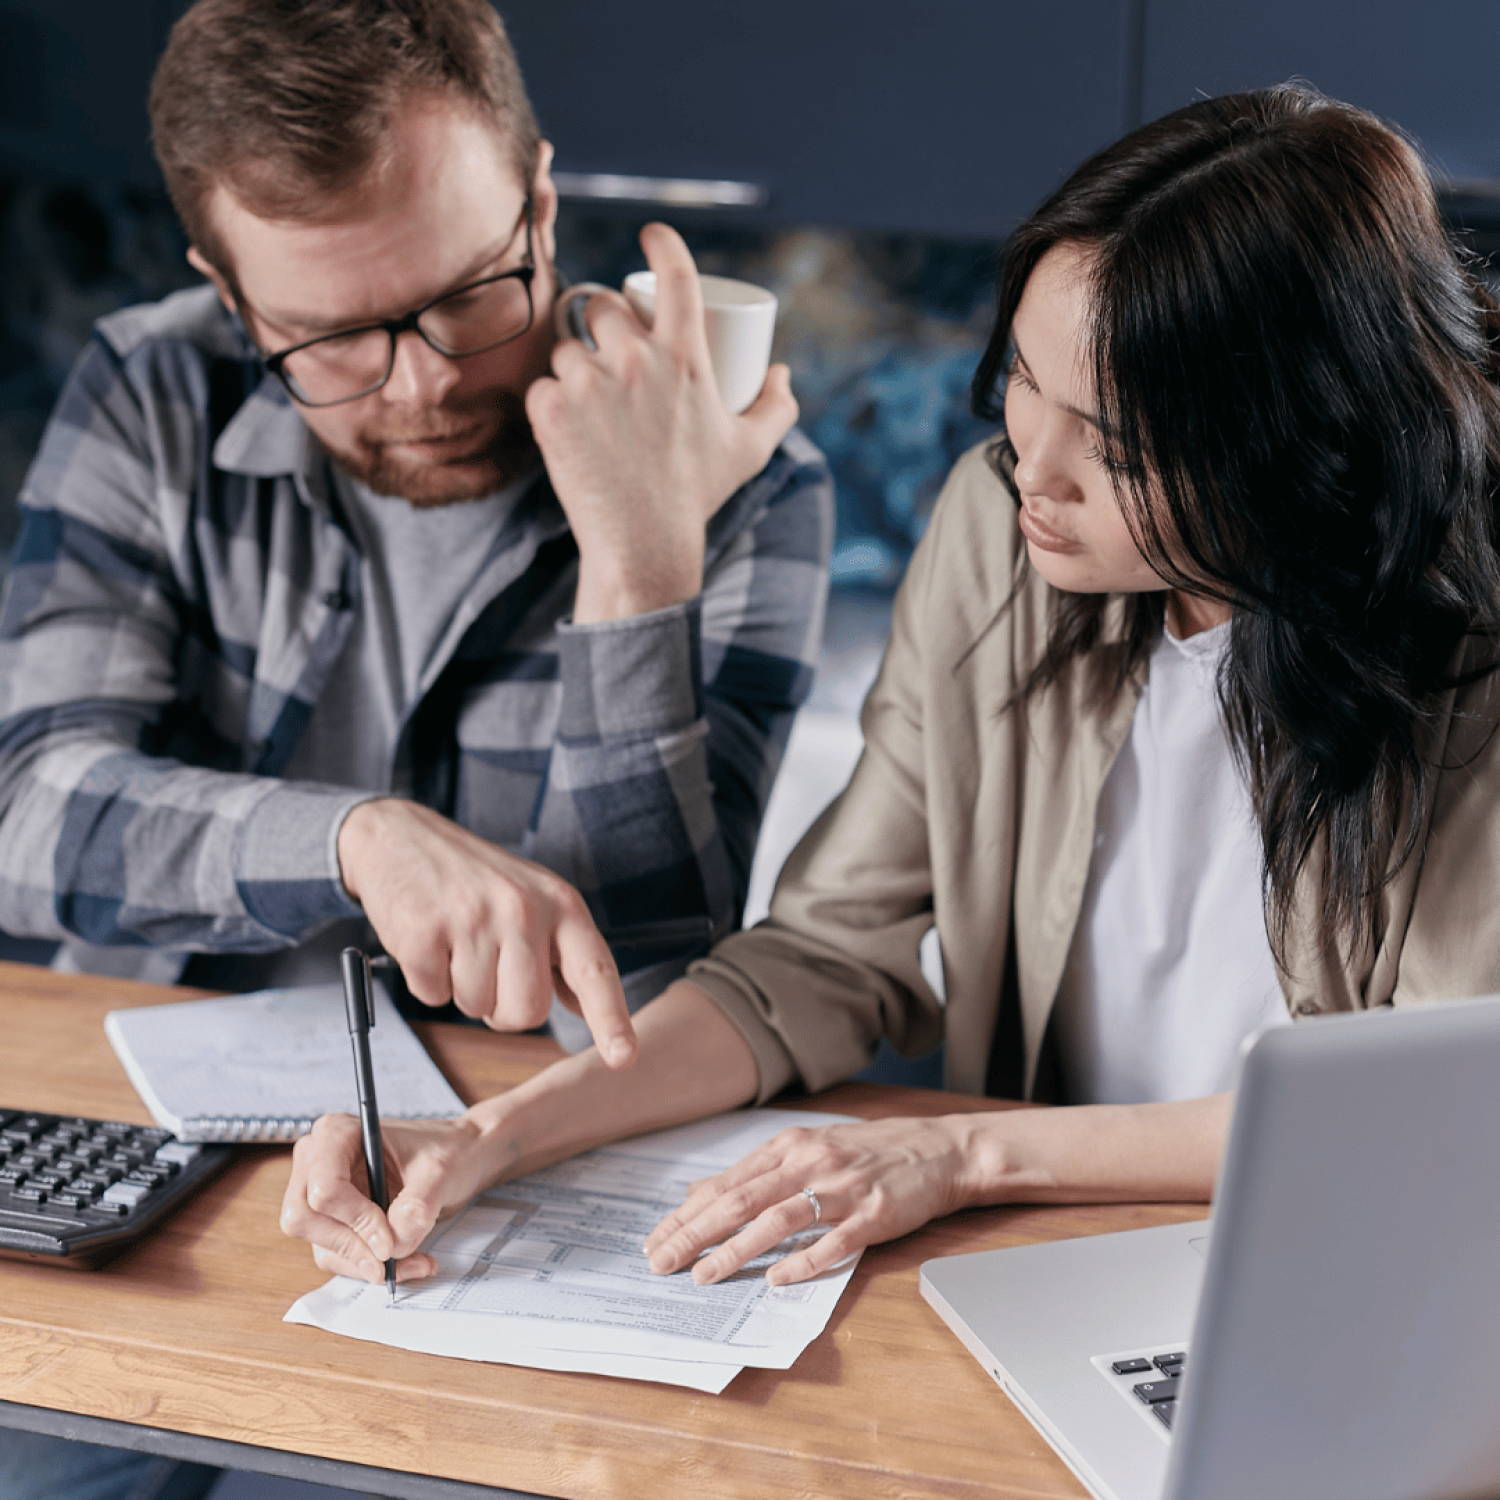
284, 469, 534, 792
187, 468, 535, 993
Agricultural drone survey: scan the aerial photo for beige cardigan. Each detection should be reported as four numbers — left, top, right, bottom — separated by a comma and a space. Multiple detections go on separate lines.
690, 443, 1500, 1103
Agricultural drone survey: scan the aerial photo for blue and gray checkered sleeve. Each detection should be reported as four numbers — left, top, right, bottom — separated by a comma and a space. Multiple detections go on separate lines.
535, 430, 833, 1006
0, 331, 369, 952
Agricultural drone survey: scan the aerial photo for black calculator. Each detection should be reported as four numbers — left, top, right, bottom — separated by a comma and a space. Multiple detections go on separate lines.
0, 1107, 235, 1267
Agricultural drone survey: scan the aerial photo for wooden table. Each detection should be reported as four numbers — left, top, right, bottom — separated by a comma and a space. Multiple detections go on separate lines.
0, 961, 1207, 1499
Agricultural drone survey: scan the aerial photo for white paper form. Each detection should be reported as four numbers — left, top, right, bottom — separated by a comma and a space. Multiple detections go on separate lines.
286, 1108, 860, 1392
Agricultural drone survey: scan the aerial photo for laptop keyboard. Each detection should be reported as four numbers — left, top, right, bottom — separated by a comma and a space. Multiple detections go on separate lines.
1097, 1347, 1189, 1433
0, 1108, 234, 1267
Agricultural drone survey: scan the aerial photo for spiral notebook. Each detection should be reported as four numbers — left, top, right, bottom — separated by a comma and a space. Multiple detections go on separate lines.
104, 982, 466, 1142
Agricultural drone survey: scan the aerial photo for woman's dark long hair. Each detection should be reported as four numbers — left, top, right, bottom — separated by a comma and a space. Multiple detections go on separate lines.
973, 83, 1500, 960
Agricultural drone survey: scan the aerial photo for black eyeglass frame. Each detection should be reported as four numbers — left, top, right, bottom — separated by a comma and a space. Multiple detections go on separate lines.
260, 198, 536, 408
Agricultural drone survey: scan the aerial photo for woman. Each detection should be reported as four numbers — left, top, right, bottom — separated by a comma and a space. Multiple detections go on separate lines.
283, 84, 1500, 1290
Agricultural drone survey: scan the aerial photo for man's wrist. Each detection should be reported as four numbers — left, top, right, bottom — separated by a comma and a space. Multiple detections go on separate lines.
334, 795, 396, 903
572, 561, 704, 623
237, 781, 372, 930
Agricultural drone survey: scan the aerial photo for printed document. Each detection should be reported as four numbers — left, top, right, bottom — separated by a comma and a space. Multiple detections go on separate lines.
286, 1108, 860, 1392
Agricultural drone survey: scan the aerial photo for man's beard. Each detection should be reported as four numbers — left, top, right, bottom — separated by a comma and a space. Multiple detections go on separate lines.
325, 388, 539, 505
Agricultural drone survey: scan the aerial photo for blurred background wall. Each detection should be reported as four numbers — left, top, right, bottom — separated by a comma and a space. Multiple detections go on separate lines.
5, 0, 1500, 594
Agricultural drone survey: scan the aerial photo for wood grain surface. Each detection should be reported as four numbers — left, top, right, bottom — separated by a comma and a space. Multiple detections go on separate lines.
0, 961, 1207, 1498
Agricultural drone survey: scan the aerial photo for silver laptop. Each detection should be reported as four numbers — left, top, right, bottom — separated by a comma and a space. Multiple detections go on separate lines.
920, 996, 1500, 1500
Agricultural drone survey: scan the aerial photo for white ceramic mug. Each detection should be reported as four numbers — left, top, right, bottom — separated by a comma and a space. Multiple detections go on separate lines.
553, 271, 778, 414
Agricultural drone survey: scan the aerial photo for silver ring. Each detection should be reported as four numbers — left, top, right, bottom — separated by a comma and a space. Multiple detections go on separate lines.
800, 1186, 822, 1224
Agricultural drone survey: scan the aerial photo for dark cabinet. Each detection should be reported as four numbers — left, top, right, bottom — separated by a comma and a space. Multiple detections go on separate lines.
497, 0, 1137, 238
3, 1, 1497, 238
503, 1, 1500, 236
1140, 0, 1500, 190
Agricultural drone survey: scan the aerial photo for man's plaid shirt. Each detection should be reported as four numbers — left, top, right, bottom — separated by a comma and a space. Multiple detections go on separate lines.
0, 286, 833, 997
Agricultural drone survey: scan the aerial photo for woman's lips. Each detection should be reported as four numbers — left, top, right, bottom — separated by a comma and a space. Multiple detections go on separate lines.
1017, 501, 1080, 554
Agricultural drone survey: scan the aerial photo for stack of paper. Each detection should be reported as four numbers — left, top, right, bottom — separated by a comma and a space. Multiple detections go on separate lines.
286, 1108, 860, 1392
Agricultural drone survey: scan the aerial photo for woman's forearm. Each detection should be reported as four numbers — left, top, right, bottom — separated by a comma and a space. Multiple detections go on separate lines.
462, 978, 762, 1186
284, 978, 1229, 1286
957, 1091, 1232, 1208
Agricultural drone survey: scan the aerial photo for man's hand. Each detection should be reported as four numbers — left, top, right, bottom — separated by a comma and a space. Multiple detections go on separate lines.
526, 222, 797, 623
337, 798, 636, 1065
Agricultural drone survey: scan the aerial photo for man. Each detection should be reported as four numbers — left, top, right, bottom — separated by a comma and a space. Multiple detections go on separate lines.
0, 0, 832, 1063
0, 2, 830, 1497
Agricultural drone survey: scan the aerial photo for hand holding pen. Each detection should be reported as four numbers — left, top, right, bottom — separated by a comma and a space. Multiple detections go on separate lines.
284, 921, 696, 1286
340, 946, 398, 1303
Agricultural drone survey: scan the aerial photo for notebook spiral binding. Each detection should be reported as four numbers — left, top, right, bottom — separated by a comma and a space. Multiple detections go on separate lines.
189, 1116, 317, 1142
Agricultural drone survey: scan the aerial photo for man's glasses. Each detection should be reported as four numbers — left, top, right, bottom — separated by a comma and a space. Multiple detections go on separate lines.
261, 199, 536, 407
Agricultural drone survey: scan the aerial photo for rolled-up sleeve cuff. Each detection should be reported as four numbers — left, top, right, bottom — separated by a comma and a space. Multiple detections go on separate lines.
686, 957, 801, 1105
234, 782, 372, 936
557, 599, 702, 742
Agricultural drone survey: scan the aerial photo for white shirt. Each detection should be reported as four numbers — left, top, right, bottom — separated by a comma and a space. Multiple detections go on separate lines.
1051, 620, 1290, 1104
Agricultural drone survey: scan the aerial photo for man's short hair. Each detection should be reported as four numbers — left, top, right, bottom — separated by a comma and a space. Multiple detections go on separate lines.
150, 0, 542, 274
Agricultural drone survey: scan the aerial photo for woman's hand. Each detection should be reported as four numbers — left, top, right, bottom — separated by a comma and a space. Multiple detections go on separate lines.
643, 1115, 979, 1286
642, 1093, 1235, 1287
281, 979, 764, 1285
280, 1112, 501, 1285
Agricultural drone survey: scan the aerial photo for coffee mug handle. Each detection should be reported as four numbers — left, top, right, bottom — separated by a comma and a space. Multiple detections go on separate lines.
552, 282, 613, 350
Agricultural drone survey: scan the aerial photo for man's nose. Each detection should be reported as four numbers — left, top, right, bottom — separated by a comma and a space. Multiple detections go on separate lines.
381, 329, 463, 406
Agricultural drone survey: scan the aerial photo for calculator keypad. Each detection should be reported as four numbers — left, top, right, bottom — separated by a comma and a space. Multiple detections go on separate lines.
0, 1109, 234, 1267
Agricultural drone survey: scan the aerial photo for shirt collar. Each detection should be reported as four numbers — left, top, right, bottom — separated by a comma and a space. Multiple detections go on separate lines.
210, 369, 568, 541
211, 368, 333, 512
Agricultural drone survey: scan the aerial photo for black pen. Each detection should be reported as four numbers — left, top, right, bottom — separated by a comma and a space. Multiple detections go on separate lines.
340, 946, 397, 1304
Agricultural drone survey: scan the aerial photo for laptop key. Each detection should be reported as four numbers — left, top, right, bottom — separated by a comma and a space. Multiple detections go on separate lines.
1112, 1357, 1153, 1375
1153, 1352, 1186, 1373
1132, 1379, 1181, 1404
1152, 1400, 1177, 1430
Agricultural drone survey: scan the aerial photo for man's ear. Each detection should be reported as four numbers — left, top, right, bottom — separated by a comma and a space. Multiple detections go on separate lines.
531, 140, 559, 270
187, 245, 238, 317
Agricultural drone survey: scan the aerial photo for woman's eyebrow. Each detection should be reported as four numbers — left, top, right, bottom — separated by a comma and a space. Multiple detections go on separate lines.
1012, 339, 1117, 438
1070, 401, 1119, 440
